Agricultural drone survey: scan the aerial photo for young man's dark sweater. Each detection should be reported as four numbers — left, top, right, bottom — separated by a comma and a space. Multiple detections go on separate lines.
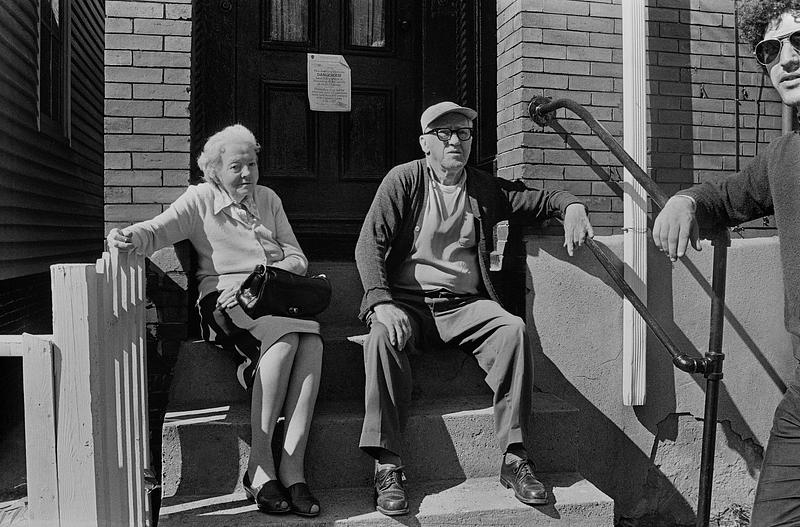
681, 132, 800, 346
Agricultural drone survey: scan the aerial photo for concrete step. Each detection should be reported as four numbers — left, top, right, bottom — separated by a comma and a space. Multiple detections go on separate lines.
307, 260, 363, 330
169, 338, 493, 406
158, 473, 614, 526
161, 394, 579, 498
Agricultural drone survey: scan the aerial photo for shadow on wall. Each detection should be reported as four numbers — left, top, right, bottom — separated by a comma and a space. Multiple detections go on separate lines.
522, 235, 781, 525
549, 120, 625, 201
524, 238, 691, 524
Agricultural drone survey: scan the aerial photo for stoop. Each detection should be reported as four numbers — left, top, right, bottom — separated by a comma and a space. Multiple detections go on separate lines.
158, 261, 614, 525
161, 388, 581, 495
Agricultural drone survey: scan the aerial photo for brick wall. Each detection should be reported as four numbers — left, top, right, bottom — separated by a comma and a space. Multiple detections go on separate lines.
497, 0, 784, 235
104, 0, 192, 234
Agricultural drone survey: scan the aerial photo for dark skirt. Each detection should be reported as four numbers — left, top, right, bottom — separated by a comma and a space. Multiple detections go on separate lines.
198, 292, 321, 390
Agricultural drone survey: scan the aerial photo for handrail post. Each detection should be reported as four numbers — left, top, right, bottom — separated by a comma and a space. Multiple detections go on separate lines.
696, 230, 730, 527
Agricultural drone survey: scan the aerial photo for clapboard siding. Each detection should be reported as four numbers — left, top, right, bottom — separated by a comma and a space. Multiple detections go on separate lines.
1, 197, 100, 226
70, 0, 105, 173
0, 123, 102, 188
1, 151, 102, 206
0, 41, 37, 99
0, 0, 105, 280
69, 0, 105, 170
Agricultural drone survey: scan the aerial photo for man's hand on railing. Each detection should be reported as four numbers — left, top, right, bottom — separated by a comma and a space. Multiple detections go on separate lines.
652, 195, 701, 262
106, 228, 136, 252
563, 203, 594, 256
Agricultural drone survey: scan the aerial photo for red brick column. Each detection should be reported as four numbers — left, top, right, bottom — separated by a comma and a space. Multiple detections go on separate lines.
104, 0, 192, 232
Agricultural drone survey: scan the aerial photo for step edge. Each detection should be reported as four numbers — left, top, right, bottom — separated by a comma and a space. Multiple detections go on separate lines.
163, 393, 578, 426
160, 472, 614, 515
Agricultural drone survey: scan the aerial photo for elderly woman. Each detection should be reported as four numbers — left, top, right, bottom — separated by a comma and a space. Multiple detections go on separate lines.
107, 124, 322, 517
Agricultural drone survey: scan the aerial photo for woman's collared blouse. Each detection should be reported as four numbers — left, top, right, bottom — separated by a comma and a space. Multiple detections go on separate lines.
126, 182, 307, 299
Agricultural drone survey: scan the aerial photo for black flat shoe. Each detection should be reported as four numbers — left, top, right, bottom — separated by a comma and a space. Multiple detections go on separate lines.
243, 472, 290, 514
286, 482, 321, 517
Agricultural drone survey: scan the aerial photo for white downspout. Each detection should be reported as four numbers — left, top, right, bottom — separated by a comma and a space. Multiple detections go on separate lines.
622, 0, 648, 405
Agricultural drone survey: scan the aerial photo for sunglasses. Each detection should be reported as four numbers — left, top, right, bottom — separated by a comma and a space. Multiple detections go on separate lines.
754, 29, 800, 66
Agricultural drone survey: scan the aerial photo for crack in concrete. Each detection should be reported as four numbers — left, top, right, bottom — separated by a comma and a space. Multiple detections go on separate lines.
717, 418, 764, 454
575, 351, 621, 381
627, 412, 763, 525
597, 349, 623, 369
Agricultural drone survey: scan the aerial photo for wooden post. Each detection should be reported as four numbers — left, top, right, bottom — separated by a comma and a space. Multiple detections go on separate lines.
95, 251, 127, 525
134, 252, 153, 525
0, 334, 61, 526
50, 249, 151, 526
21, 334, 60, 526
51, 262, 104, 525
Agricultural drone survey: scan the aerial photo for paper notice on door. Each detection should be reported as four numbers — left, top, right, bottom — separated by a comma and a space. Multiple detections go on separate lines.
307, 53, 351, 112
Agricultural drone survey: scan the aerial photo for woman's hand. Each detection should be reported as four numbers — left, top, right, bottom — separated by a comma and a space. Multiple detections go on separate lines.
216, 281, 244, 311
107, 228, 135, 251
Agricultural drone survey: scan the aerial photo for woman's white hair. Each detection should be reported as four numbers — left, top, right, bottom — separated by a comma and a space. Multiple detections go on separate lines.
196, 124, 261, 184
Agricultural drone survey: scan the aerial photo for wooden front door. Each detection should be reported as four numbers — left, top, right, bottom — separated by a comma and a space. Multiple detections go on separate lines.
194, 0, 495, 259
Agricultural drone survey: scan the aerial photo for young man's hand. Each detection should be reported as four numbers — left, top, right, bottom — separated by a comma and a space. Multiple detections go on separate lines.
563, 203, 594, 256
652, 196, 700, 261
372, 303, 412, 349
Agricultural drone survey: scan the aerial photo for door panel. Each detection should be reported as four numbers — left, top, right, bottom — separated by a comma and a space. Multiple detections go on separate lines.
261, 82, 317, 179
342, 88, 393, 180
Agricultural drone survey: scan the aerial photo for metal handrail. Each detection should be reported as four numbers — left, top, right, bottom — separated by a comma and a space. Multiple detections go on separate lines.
529, 95, 728, 527
531, 97, 670, 208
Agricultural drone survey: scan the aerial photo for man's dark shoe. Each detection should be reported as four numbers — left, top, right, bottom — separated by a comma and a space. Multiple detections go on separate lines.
374, 465, 409, 516
500, 456, 548, 505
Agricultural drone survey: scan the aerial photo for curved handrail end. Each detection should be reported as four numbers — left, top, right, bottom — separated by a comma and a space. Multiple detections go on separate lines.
529, 96, 555, 127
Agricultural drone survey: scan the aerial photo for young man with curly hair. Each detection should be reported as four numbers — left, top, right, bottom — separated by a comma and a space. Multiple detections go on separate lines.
653, 1, 800, 524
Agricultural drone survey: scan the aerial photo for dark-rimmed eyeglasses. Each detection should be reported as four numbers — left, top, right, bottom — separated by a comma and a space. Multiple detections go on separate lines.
423, 128, 473, 142
754, 30, 800, 66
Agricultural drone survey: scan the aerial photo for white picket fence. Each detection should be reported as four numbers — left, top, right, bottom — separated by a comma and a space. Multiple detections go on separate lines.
0, 249, 152, 526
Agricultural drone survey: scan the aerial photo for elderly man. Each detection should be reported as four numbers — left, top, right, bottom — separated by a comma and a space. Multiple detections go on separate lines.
653, 2, 800, 524
355, 101, 594, 515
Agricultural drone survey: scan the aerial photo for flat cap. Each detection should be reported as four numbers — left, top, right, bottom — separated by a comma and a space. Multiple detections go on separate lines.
420, 101, 477, 132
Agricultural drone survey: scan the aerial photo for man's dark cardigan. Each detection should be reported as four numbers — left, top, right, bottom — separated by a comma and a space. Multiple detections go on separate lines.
355, 159, 583, 323
682, 132, 800, 338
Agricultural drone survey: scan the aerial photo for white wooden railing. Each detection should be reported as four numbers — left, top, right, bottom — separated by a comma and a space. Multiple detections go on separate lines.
1, 249, 151, 526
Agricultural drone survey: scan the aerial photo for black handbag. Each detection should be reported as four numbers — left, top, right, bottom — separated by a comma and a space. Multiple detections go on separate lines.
236, 264, 332, 318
